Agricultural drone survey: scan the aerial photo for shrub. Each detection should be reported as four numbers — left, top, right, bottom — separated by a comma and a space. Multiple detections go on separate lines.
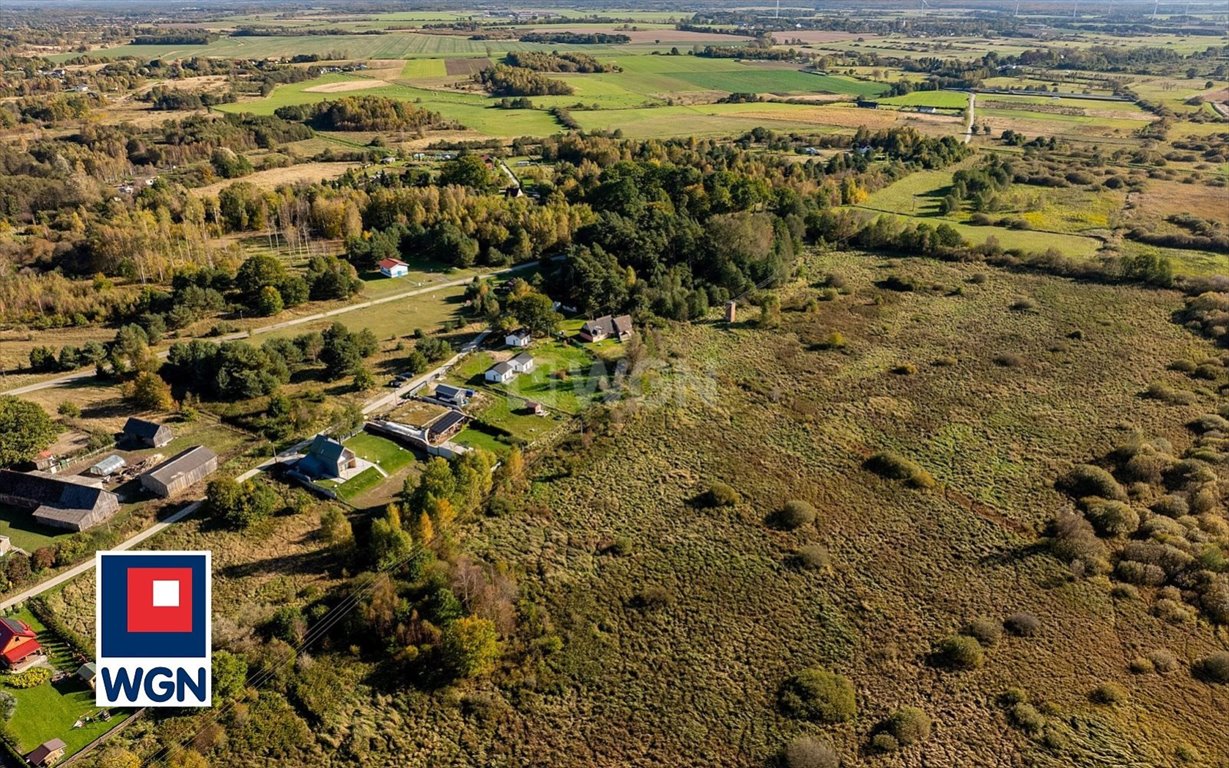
1008, 702, 1046, 735
1168, 359, 1198, 373
932, 355, 958, 366
1193, 652, 1229, 684
1148, 649, 1179, 673
1057, 464, 1127, 502
891, 362, 918, 375
1151, 494, 1189, 518
993, 353, 1024, 367
998, 687, 1028, 706
781, 736, 839, 768
1090, 682, 1128, 705
778, 667, 857, 723
775, 500, 817, 530
882, 706, 932, 746
815, 330, 845, 350
6, 667, 52, 688
1129, 657, 1154, 674
630, 586, 673, 611
1144, 381, 1198, 405
964, 616, 1002, 647
1009, 297, 1036, 311
865, 451, 935, 489
704, 481, 741, 507
870, 733, 899, 753
1004, 612, 1040, 637
933, 635, 984, 670
1081, 498, 1139, 537
793, 544, 830, 571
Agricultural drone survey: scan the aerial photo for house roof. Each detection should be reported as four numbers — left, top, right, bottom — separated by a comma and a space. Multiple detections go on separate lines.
27, 739, 67, 764
307, 435, 355, 466
0, 469, 118, 516
0, 617, 36, 642
506, 328, 530, 338
378, 258, 408, 269
144, 446, 216, 485
612, 314, 633, 335
488, 361, 514, 376
511, 353, 534, 366
428, 410, 466, 436
582, 316, 614, 336
123, 417, 168, 440
435, 383, 466, 399
77, 662, 97, 679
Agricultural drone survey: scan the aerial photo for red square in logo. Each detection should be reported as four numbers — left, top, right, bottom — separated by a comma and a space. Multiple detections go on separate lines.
126, 567, 193, 634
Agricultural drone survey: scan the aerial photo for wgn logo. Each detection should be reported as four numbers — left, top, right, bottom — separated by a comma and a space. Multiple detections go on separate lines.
95, 551, 212, 707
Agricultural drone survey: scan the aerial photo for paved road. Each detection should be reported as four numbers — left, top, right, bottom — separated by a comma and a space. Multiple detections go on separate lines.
1, 261, 539, 397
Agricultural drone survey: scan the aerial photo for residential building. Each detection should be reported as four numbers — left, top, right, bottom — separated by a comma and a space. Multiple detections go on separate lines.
505, 328, 532, 348
297, 435, 358, 480
122, 417, 173, 448
485, 361, 516, 384
379, 258, 409, 278
579, 314, 634, 343
510, 353, 535, 374
27, 739, 67, 767
0, 617, 43, 669
140, 446, 218, 498
433, 384, 473, 407
426, 410, 467, 443
0, 469, 120, 532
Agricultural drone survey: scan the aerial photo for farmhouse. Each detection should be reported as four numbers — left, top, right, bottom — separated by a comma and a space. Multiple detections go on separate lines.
0, 617, 43, 670
433, 383, 473, 407
122, 417, 173, 448
510, 352, 535, 374
505, 328, 531, 348
87, 454, 126, 478
523, 400, 546, 416
379, 258, 409, 278
579, 314, 633, 343
0, 469, 120, 532
485, 361, 516, 384
140, 446, 218, 498
298, 435, 358, 480
27, 739, 67, 768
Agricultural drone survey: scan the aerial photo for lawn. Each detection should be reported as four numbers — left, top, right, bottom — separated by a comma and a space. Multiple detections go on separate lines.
344, 432, 415, 474
878, 90, 969, 109
3, 610, 123, 756
0, 503, 64, 552
320, 466, 385, 501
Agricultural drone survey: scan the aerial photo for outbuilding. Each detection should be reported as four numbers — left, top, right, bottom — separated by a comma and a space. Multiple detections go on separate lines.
87, 455, 126, 478
122, 417, 173, 448
140, 446, 218, 498
27, 739, 67, 768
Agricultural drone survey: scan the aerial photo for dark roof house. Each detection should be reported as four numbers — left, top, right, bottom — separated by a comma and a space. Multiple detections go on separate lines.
579, 314, 634, 343
0, 469, 120, 532
27, 738, 67, 767
433, 383, 472, 406
298, 435, 358, 480
122, 417, 173, 448
140, 446, 218, 498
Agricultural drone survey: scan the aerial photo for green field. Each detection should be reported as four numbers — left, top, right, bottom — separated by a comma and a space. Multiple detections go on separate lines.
878, 90, 969, 109
345, 431, 416, 473
3, 610, 124, 756
0, 503, 63, 552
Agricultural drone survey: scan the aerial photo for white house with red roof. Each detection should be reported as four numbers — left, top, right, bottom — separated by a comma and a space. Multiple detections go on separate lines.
379, 258, 409, 278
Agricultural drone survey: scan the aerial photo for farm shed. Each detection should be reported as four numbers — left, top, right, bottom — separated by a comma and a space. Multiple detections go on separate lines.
87, 454, 126, 477
122, 417, 173, 448
0, 469, 120, 532
140, 446, 218, 498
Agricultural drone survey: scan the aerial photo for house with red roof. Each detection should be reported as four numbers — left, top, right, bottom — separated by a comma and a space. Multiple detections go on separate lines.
0, 616, 43, 670
378, 258, 409, 278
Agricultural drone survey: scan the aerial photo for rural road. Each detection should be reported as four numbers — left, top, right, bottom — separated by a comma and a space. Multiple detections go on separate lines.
0, 324, 490, 610
963, 92, 976, 144
1, 260, 539, 397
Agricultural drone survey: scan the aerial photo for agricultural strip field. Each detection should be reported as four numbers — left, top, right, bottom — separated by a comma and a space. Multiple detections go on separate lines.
877, 90, 970, 109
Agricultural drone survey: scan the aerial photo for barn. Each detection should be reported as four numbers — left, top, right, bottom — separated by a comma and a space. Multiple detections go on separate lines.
140, 446, 218, 498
